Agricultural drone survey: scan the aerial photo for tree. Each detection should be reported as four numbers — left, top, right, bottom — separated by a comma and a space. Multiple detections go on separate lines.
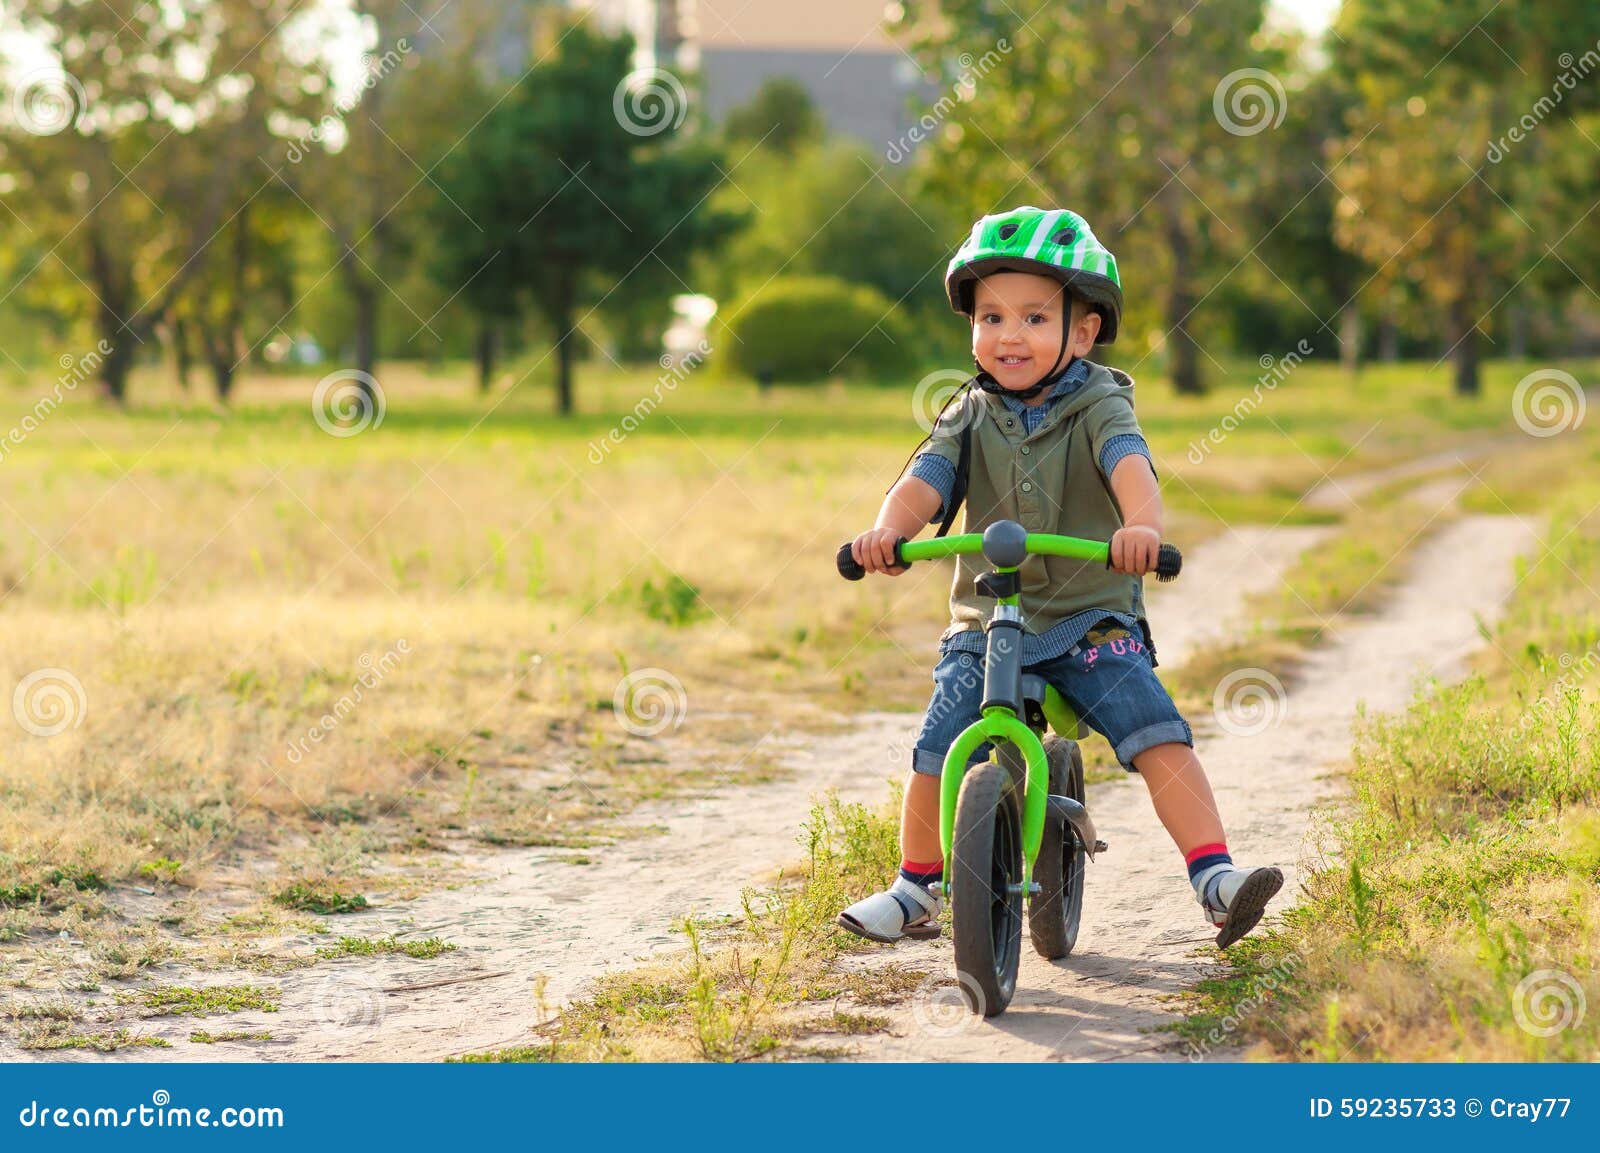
722, 77, 823, 155
1330, 0, 1600, 393
897, 0, 1276, 394
0, 0, 329, 402
431, 19, 737, 414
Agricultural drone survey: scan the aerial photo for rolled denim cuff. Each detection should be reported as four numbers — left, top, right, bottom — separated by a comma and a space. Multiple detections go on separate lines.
913, 743, 989, 778
1113, 718, 1193, 772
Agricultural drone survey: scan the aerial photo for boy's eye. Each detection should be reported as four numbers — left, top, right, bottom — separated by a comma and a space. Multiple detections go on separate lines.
1027, 313, 1047, 324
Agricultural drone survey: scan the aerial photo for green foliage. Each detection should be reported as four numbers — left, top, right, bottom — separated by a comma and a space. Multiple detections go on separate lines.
271, 883, 369, 915
722, 77, 823, 155
726, 276, 916, 382
314, 935, 456, 960
429, 19, 740, 411
636, 571, 708, 626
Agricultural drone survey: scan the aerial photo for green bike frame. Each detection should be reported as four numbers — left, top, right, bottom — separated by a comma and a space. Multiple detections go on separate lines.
896, 531, 1109, 883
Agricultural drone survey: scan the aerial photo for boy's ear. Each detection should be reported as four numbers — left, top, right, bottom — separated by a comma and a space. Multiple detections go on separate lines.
1074, 304, 1103, 348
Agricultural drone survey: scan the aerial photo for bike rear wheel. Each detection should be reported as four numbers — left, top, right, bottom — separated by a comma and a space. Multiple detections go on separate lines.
951, 762, 1024, 1017
1028, 736, 1087, 959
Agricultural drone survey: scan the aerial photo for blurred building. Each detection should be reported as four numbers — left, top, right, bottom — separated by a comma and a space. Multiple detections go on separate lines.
572, 0, 940, 151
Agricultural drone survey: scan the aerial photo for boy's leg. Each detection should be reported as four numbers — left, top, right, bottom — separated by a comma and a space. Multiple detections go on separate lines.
1130, 741, 1224, 850
838, 649, 987, 943
1036, 624, 1282, 947
900, 771, 943, 869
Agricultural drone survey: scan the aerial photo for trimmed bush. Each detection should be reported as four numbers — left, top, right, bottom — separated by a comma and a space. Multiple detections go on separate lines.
725, 276, 915, 383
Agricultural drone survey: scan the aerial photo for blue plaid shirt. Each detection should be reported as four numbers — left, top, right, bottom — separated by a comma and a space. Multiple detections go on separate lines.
908, 359, 1155, 664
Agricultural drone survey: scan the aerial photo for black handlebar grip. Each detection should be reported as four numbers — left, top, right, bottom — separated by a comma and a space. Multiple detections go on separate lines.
836, 538, 911, 580
1156, 543, 1182, 582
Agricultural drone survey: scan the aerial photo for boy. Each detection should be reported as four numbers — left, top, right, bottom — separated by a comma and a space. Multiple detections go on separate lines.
838, 207, 1283, 950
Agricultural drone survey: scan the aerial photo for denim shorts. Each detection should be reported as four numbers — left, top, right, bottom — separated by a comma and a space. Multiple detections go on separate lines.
911, 619, 1193, 776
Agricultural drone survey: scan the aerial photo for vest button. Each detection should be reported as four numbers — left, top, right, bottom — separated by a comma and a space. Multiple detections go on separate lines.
1020, 445, 1031, 455
1021, 481, 1033, 492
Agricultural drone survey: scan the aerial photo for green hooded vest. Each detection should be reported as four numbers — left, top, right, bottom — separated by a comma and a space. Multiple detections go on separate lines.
917, 360, 1152, 646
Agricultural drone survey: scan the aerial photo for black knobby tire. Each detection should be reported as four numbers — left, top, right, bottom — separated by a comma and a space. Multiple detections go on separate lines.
950, 762, 1024, 1017
1028, 736, 1087, 960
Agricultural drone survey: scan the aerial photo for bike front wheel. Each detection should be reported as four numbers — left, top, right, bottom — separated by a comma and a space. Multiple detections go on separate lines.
950, 762, 1024, 1017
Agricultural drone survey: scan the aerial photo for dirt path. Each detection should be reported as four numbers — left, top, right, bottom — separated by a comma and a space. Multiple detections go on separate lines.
833, 496, 1536, 1061
5, 519, 1328, 1063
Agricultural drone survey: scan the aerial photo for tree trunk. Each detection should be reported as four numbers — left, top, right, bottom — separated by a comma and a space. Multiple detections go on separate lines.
98, 324, 135, 404
1378, 317, 1399, 362
556, 314, 575, 415
1508, 301, 1529, 361
173, 315, 193, 392
1450, 298, 1480, 396
354, 285, 378, 381
1339, 302, 1362, 379
209, 353, 236, 401
476, 320, 497, 393
1161, 201, 1202, 395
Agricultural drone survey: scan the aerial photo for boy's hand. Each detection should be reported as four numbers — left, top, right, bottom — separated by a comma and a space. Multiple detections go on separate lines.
853, 528, 909, 576
1109, 524, 1161, 575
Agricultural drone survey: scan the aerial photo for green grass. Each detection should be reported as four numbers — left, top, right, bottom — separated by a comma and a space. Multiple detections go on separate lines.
272, 883, 370, 915
18, 1025, 173, 1052
313, 935, 457, 959
119, 984, 282, 1017
189, 1029, 274, 1044
1170, 433, 1600, 1060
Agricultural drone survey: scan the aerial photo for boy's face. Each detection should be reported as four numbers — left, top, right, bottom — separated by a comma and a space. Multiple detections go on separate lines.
971, 271, 1101, 394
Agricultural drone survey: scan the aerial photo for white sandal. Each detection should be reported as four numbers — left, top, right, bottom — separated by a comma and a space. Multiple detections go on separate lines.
836, 876, 943, 943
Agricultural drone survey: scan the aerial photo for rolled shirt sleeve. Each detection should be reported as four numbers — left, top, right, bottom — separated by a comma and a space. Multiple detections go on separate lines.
909, 452, 958, 523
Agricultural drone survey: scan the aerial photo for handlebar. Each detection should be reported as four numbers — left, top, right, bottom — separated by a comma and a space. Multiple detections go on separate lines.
835, 525, 1182, 583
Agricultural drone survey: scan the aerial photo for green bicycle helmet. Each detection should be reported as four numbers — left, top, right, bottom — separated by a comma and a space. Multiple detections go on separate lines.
945, 206, 1123, 344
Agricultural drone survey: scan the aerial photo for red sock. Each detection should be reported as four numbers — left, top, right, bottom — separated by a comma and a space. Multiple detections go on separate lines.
898, 858, 943, 886
1184, 842, 1231, 884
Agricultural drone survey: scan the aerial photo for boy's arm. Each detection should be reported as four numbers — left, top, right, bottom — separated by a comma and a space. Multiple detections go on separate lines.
878, 474, 943, 536
854, 475, 942, 574
1108, 455, 1163, 575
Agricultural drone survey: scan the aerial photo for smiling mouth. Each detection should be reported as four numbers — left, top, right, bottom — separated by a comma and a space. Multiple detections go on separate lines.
997, 355, 1030, 367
